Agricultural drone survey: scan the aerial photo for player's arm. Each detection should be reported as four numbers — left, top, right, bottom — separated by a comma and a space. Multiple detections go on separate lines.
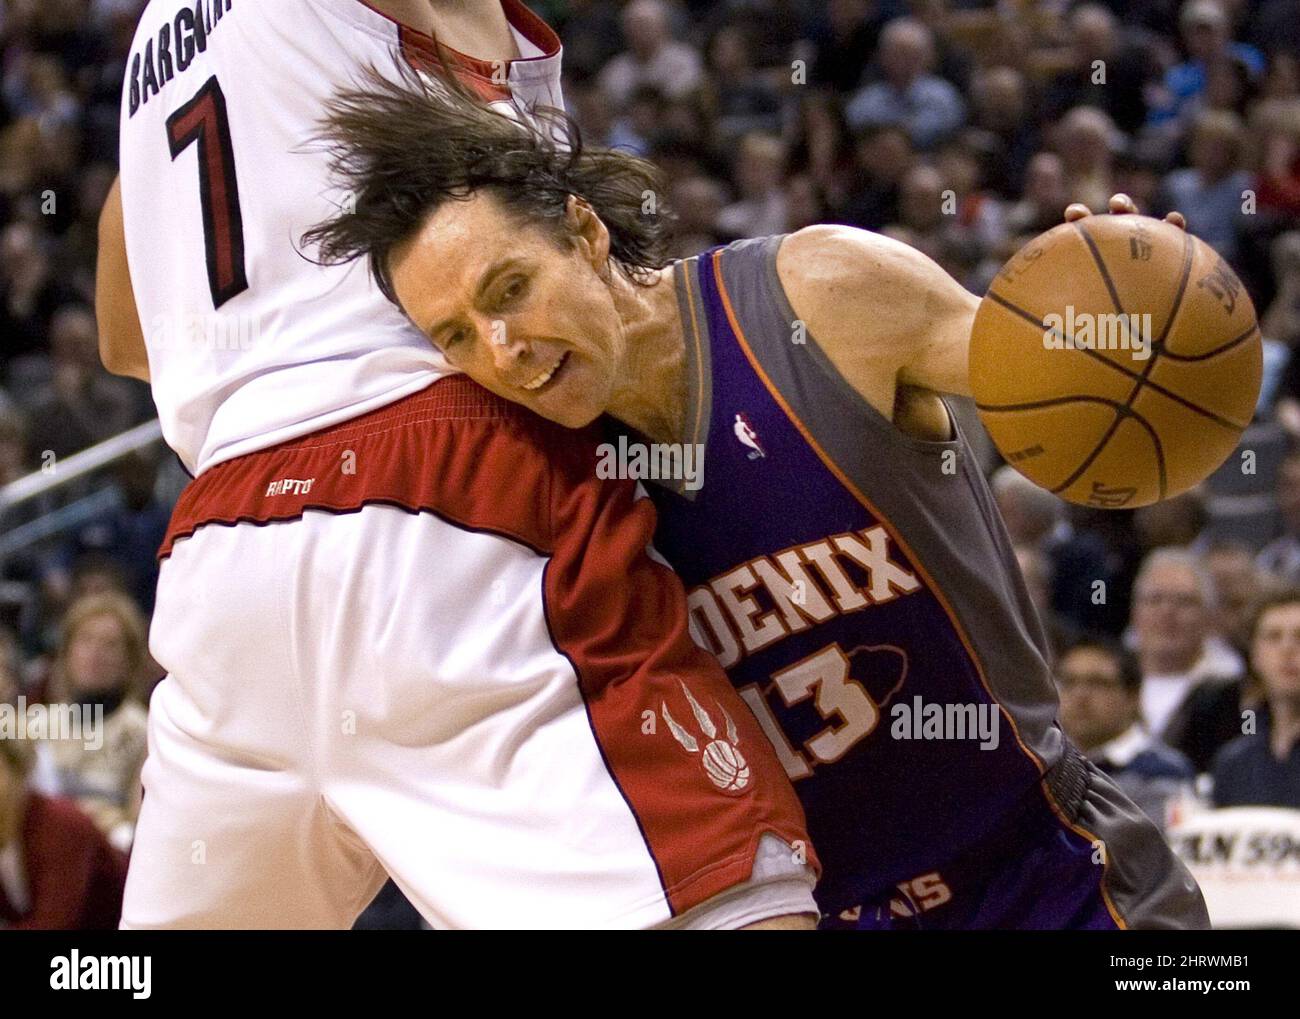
777, 224, 979, 406
95, 176, 150, 383
778, 195, 1186, 413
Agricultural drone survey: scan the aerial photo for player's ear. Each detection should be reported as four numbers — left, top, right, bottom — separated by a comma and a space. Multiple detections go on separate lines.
565, 195, 610, 272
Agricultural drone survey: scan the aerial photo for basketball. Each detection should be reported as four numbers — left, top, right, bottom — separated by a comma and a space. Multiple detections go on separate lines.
969, 214, 1262, 510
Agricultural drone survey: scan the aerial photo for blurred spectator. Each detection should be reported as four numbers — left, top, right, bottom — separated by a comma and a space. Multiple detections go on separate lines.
0, 220, 80, 366
705, 24, 782, 144
0, 733, 127, 929
993, 466, 1115, 635
1014, 544, 1080, 657
1055, 106, 1120, 215
668, 174, 725, 256
1256, 445, 1300, 582
23, 303, 137, 464
1204, 540, 1272, 657
598, 0, 704, 108
1057, 636, 1195, 829
1148, 0, 1264, 127
1042, 4, 1155, 135
840, 123, 913, 230
808, 0, 881, 94
969, 66, 1038, 200
1161, 110, 1251, 263
1134, 489, 1211, 554
43, 591, 148, 851
717, 131, 788, 239
1210, 588, 1300, 807
844, 17, 964, 150
1004, 151, 1071, 239
1130, 547, 1250, 769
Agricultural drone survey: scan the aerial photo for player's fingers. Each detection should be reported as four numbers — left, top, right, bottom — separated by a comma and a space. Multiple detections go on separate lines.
1164, 210, 1187, 230
1107, 193, 1138, 215
1063, 202, 1092, 222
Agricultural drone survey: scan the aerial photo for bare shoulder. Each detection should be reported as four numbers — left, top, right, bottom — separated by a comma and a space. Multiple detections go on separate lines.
776, 225, 910, 300
772, 224, 979, 405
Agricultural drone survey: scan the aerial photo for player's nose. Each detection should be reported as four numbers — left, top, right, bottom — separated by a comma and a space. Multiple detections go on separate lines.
488, 326, 533, 374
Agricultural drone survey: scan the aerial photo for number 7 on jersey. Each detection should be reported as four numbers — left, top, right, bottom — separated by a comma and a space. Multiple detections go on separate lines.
167, 75, 248, 309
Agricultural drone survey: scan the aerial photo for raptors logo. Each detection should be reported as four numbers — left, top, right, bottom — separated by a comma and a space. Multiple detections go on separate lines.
661, 682, 751, 794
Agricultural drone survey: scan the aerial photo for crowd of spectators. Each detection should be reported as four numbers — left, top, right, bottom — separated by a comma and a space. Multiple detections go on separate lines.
2, 0, 1300, 928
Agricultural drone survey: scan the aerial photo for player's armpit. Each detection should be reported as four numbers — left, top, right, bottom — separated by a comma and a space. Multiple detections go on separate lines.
95, 176, 150, 383
777, 224, 979, 404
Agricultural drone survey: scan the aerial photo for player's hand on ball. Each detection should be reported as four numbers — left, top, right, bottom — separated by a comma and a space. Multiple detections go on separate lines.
1062, 193, 1186, 231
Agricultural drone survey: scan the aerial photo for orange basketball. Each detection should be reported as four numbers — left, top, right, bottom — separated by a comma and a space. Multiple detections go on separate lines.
969, 214, 1262, 509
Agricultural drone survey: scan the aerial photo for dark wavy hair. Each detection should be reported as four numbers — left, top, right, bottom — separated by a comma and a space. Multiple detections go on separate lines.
301, 58, 672, 303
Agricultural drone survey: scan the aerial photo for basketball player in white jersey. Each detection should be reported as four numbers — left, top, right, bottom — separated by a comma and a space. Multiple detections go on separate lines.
95, 0, 819, 929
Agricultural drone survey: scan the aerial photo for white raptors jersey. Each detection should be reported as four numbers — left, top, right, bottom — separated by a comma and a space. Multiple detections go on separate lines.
118, 0, 563, 474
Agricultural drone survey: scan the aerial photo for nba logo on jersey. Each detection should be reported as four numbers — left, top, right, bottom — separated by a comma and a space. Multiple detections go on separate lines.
733, 413, 765, 460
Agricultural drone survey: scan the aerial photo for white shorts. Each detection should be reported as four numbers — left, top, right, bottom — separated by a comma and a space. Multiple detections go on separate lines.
121, 379, 818, 929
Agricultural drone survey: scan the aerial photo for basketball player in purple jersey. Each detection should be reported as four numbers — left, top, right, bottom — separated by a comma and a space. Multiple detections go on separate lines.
304, 72, 1209, 929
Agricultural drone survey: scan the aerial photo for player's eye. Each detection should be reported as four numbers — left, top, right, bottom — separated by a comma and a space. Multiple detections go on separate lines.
499, 277, 528, 307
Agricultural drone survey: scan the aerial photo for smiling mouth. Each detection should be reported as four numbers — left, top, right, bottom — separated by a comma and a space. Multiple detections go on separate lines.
521, 351, 571, 392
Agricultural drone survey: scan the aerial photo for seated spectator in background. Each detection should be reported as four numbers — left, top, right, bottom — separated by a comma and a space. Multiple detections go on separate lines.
844, 17, 965, 150
606, 84, 667, 158
1013, 545, 1080, 657
1134, 488, 1210, 555
1148, 0, 1264, 127
1211, 589, 1300, 808
992, 466, 1115, 635
1254, 102, 1300, 223
933, 139, 1006, 256
0, 219, 81, 365
1262, 231, 1300, 349
23, 303, 136, 464
706, 24, 782, 144
1055, 106, 1120, 214
809, 0, 881, 95
1113, 151, 1165, 225
62, 451, 169, 614
668, 174, 726, 257
969, 65, 1038, 200
1204, 540, 1272, 658
1256, 445, 1300, 583
1042, 4, 1155, 135
1130, 548, 1250, 770
716, 132, 789, 239
1057, 637, 1196, 829
0, 734, 127, 929
784, 173, 830, 232
839, 123, 913, 230
598, 0, 703, 108
1160, 110, 1251, 264
1003, 151, 1071, 240
44, 591, 148, 851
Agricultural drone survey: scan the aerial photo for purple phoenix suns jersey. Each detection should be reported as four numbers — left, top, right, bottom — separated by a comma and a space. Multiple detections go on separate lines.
639, 236, 1101, 919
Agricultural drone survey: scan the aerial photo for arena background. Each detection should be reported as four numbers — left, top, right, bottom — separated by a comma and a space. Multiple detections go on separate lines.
1, 0, 1298, 930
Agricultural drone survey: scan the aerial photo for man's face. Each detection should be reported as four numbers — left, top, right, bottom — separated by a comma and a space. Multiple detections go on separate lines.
1057, 645, 1136, 750
391, 192, 623, 429
66, 612, 130, 697
1205, 548, 1258, 647
1251, 603, 1300, 702
1132, 562, 1209, 667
